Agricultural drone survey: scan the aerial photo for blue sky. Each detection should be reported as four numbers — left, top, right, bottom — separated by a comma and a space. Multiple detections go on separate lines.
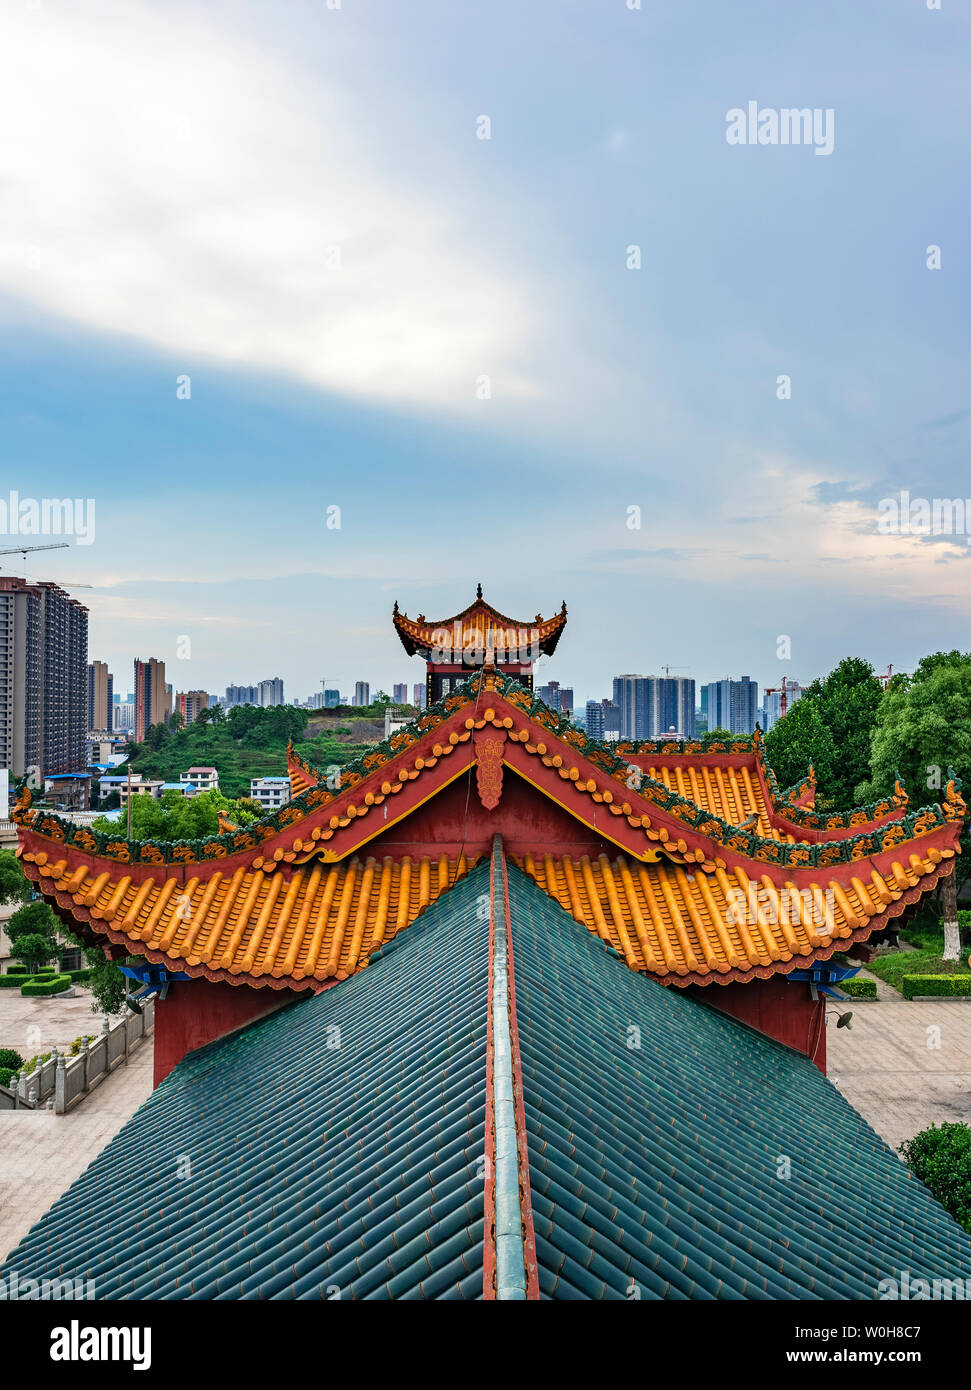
0, 0, 969, 707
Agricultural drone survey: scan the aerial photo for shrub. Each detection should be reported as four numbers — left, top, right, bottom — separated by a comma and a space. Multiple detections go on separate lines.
69, 1034, 95, 1055
900, 1122, 971, 1234
0, 975, 24, 989
20, 975, 71, 997
65, 968, 93, 984
0, 1048, 24, 1070
841, 977, 877, 999
5, 965, 27, 975
0, 1067, 14, 1088
902, 974, 971, 1000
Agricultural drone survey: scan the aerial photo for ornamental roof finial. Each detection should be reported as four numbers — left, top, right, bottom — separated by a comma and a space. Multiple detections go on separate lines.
476, 582, 483, 600
393, 600, 399, 615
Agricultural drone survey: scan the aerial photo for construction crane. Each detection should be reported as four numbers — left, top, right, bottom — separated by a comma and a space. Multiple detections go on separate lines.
877, 664, 904, 686
765, 675, 791, 718
0, 542, 91, 587
320, 677, 338, 709
659, 664, 688, 677
0, 542, 69, 573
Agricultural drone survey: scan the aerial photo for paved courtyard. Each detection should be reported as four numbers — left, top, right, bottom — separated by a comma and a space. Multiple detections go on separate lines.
0, 986, 123, 1059
0, 987, 153, 1263
828, 974, 971, 1152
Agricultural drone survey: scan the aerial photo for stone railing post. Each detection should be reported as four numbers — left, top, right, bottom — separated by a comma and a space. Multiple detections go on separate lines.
80, 1035, 90, 1093
55, 1053, 66, 1114
10, 1073, 19, 1110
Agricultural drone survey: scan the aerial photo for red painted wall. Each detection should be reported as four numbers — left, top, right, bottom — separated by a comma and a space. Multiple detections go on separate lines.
153, 981, 293, 1086
685, 976, 827, 1073
370, 771, 615, 862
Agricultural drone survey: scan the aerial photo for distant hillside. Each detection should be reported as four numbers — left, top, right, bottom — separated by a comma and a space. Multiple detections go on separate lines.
126, 704, 403, 800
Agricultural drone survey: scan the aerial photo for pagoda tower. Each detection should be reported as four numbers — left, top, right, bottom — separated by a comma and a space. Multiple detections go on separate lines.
392, 584, 567, 705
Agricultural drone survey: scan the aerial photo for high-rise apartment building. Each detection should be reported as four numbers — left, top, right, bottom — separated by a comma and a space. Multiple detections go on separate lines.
0, 577, 88, 779
655, 677, 696, 738
585, 698, 622, 741
175, 690, 210, 725
612, 675, 652, 740
88, 660, 113, 731
353, 682, 370, 707
258, 677, 284, 707
413, 683, 426, 710
113, 700, 135, 734
393, 683, 408, 704
134, 658, 172, 742
703, 676, 760, 735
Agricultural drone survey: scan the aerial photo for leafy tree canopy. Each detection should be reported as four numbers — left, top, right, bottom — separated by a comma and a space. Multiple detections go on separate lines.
91, 789, 260, 840
802, 657, 884, 807
764, 696, 838, 799
0, 849, 31, 908
11, 932, 58, 972
7, 899, 60, 944
862, 653, 971, 801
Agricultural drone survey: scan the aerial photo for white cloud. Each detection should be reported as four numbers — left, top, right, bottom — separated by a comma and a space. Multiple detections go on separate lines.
0, 1, 538, 407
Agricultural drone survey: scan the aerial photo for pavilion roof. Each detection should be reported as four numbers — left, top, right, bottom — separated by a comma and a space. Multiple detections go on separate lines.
14, 671, 964, 993
392, 585, 567, 659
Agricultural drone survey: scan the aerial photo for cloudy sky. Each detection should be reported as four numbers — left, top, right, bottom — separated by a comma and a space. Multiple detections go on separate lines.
1, 0, 969, 706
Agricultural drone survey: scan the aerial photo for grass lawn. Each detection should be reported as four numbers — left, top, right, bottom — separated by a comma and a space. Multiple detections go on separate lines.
868, 934, 971, 993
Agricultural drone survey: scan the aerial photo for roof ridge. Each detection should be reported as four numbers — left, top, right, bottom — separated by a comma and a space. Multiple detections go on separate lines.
484, 835, 539, 1300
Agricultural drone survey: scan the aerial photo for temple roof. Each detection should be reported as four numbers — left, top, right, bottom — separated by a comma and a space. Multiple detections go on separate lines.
6, 852, 970, 1300
14, 671, 964, 992
392, 586, 567, 659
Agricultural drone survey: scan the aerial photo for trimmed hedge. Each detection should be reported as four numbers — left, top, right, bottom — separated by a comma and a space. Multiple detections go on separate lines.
0, 968, 59, 988
5, 965, 27, 975
0, 1048, 23, 1071
841, 977, 877, 1000
0, 1067, 13, 1088
64, 968, 93, 983
20, 975, 71, 998
902, 975, 971, 1000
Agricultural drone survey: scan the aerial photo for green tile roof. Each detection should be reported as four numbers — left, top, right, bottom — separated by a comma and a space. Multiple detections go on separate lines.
3, 862, 491, 1300
4, 852, 971, 1300
505, 867, 971, 1299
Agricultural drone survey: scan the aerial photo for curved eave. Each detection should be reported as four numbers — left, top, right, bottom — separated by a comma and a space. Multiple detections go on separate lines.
664, 856, 957, 989
392, 601, 566, 659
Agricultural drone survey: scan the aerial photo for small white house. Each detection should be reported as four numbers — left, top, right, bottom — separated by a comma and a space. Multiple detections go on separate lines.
250, 776, 291, 811
181, 766, 219, 792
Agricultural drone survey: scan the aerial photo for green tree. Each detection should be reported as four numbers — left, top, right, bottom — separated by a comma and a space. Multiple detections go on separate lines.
6, 899, 60, 944
860, 652, 971, 960
142, 722, 170, 752
764, 697, 838, 800
0, 849, 31, 908
80, 948, 128, 1015
803, 657, 885, 807
11, 932, 58, 973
